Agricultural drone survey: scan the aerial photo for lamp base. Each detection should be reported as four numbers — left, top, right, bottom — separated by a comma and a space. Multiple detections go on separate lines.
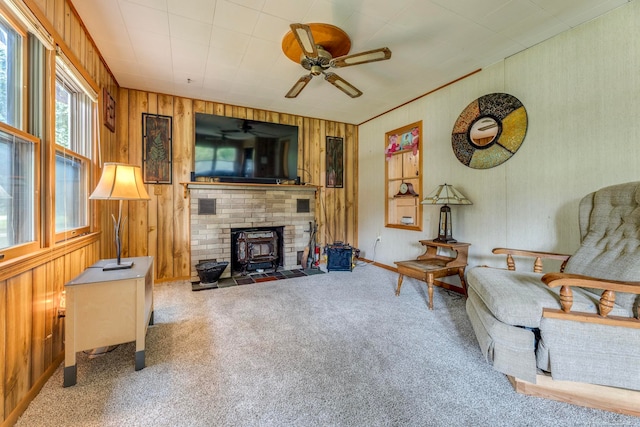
102, 261, 134, 271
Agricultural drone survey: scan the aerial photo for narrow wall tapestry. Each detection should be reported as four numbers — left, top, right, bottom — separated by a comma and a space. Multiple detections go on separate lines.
326, 136, 344, 188
142, 113, 172, 184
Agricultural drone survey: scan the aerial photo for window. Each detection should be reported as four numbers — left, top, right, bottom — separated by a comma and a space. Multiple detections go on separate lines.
0, 9, 39, 261
0, 14, 22, 128
215, 146, 238, 174
194, 142, 239, 176
0, 127, 36, 252
54, 61, 93, 241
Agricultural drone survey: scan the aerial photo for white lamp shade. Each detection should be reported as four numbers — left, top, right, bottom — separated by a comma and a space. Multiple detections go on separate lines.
90, 163, 150, 200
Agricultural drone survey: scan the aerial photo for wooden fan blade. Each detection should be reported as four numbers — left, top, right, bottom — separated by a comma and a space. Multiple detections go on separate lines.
290, 23, 318, 58
324, 72, 362, 98
330, 47, 391, 68
285, 74, 312, 98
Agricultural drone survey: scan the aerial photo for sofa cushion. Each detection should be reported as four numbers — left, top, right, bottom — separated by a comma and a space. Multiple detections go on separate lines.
466, 266, 632, 328
466, 287, 538, 383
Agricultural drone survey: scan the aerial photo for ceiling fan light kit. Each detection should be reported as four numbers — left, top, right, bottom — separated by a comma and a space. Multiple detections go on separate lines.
282, 23, 391, 99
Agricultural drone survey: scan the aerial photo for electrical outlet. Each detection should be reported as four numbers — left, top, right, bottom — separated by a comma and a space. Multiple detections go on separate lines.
376, 235, 382, 242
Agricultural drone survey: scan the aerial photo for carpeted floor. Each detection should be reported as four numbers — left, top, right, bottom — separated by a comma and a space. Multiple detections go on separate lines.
15, 265, 640, 426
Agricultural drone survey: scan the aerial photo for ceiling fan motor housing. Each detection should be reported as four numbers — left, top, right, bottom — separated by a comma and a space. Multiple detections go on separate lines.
301, 45, 332, 74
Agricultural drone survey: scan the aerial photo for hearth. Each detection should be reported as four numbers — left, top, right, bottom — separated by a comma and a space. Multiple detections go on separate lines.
231, 226, 284, 275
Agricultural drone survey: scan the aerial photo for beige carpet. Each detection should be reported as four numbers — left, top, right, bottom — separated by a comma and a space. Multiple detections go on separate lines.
15, 264, 640, 426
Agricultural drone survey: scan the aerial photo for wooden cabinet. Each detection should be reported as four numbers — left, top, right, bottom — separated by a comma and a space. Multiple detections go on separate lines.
385, 121, 422, 230
64, 256, 154, 386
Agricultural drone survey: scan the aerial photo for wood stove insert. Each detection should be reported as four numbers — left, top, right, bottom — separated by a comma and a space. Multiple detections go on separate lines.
232, 226, 284, 275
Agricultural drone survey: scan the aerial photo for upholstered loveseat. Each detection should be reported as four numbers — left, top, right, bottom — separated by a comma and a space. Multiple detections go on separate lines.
465, 181, 640, 414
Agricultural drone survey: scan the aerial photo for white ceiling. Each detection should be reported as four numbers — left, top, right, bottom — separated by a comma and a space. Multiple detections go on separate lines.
71, 0, 629, 124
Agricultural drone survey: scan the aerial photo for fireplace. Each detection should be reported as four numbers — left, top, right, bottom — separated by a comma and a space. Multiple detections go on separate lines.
187, 182, 317, 280
232, 226, 284, 275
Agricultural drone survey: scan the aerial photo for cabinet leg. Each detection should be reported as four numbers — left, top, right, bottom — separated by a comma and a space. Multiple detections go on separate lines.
63, 365, 77, 387
395, 274, 404, 296
135, 350, 145, 371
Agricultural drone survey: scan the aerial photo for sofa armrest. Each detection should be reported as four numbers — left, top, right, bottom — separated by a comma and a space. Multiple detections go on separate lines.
492, 248, 571, 273
542, 272, 640, 319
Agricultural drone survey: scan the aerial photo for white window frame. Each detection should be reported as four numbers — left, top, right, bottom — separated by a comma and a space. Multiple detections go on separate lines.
0, 10, 25, 129
54, 54, 95, 242
0, 7, 40, 262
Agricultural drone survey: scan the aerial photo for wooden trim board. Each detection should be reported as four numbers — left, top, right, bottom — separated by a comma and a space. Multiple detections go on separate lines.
509, 374, 640, 417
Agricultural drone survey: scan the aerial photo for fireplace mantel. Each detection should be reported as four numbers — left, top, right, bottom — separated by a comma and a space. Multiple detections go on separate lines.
181, 182, 320, 198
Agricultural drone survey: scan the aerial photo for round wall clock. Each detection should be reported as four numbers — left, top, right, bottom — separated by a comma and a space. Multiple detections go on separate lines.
451, 93, 527, 169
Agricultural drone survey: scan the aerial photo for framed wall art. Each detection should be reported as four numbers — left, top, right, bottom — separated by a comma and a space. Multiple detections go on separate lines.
103, 88, 116, 132
326, 136, 344, 188
142, 113, 173, 184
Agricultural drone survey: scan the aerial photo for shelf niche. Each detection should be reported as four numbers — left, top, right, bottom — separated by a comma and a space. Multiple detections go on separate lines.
384, 121, 422, 231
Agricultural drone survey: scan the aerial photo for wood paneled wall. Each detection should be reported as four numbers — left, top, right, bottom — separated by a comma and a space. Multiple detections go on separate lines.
2, 1, 114, 425
1, 237, 100, 426
116, 92, 359, 282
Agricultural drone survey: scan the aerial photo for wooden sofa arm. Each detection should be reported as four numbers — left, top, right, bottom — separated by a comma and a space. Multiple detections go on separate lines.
492, 248, 571, 273
542, 272, 640, 320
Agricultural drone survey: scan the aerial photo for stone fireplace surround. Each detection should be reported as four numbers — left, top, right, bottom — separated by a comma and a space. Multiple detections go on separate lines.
188, 183, 317, 280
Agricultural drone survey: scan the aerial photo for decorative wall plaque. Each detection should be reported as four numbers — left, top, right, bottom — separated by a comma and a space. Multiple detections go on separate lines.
451, 93, 527, 169
103, 88, 116, 132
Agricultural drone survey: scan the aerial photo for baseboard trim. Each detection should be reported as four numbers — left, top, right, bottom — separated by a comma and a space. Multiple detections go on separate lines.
358, 258, 395, 272
2, 353, 65, 427
509, 374, 640, 417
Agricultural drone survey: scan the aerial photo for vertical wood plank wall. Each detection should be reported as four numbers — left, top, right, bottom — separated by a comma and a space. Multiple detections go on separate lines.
2, 0, 359, 424
117, 92, 359, 282
1, 238, 100, 426
2, 0, 114, 425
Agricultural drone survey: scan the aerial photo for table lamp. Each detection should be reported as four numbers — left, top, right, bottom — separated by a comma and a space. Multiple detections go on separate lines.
90, 163, 150, 270
421, 183, 471, 243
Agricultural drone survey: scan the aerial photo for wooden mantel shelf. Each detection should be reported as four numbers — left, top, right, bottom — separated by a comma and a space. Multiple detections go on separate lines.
180, 182, 321, 198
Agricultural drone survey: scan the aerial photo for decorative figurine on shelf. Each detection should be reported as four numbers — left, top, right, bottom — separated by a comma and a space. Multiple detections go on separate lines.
385, 134, 400, 160
410, 126, 419, 155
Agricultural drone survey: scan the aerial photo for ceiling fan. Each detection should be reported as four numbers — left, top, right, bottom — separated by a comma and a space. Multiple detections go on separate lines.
282, 23, 392, 99
221, 120, 276, 138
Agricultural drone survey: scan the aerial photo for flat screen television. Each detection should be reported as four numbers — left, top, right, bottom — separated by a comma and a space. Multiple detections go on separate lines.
193, 113, 299, 184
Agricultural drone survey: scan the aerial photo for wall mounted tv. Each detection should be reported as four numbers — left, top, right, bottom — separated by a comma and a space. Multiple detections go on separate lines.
194, 113, 299, 184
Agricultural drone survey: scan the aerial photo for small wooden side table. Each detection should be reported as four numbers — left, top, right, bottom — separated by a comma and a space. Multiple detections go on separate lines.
394, 241, 470, 310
